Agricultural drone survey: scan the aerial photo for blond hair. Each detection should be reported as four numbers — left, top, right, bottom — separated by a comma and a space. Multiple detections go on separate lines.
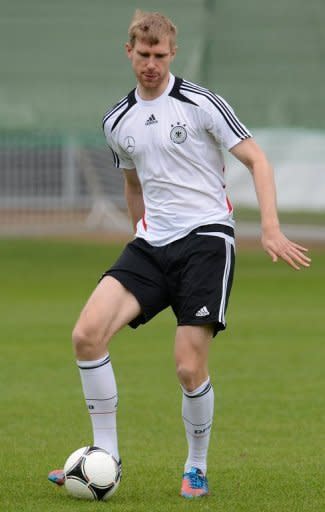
128, 9, 177, 49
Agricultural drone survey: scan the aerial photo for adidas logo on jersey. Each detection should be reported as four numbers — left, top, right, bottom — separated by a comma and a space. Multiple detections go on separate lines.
145, 114, 158, 126
195, 306, 210, 317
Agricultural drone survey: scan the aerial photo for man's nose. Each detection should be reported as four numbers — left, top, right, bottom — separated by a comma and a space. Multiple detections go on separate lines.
147, 57, 156, 68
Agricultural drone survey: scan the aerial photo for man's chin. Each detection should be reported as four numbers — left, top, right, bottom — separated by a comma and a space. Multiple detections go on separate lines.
139, 75, 161, 87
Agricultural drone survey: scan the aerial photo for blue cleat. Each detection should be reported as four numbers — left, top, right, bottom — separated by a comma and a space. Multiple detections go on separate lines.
48, 469, 65, 486
180, 467, 209, 498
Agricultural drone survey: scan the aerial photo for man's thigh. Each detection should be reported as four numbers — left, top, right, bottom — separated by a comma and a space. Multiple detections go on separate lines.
102, 238, 170, 328
75, 275, 141, 341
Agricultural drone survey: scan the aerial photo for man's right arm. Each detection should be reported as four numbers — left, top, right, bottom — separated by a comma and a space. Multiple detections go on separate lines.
123, 168, 145, 233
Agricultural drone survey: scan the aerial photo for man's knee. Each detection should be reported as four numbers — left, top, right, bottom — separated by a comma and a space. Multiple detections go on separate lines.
175, 325, 212, 391
72, 321, 109, 359
176, 362, 203, 392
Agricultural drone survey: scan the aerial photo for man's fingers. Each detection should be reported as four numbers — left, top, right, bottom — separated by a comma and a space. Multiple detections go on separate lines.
289, 246, 311, 266
281, 253, 301, 271
291, 242, 309, 252
265, 242, 311, 270
268, 250, 278, 263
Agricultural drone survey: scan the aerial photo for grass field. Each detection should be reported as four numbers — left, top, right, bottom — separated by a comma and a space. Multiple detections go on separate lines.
237, 208, 325, 227
1, 238, 324, 511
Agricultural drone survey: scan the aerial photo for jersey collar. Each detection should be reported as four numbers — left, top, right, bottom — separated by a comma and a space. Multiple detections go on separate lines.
135, 73, 175, 106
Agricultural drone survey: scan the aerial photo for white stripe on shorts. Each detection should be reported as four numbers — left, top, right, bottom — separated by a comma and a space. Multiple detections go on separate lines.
196, 231, 235, 248
218, 240, 232, 326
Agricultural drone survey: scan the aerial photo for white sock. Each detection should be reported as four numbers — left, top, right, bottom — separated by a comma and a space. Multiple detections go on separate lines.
181, 378, 214, 475
77, 354, 119, 461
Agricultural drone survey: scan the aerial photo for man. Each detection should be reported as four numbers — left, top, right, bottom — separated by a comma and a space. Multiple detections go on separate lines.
48, 10, 310, 498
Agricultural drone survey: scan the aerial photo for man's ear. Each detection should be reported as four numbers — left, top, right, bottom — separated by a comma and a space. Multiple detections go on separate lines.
170, 45, 177, 62
125, 42, 133, 59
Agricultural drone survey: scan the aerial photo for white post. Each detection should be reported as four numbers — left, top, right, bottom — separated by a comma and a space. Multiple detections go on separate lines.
62, 136, 78, 207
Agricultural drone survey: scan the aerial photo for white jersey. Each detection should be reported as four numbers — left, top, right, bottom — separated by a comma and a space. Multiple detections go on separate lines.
103, 74, 251, 246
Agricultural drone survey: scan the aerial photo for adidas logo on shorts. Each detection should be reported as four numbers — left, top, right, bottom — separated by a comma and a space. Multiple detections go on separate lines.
195, 306, 210, 317
145, 114, 158, 126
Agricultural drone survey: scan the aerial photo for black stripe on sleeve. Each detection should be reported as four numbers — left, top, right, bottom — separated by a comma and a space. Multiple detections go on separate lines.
168, 76, 198, 106
181, 80, 251, 140
111, 89, 137, 132
102, 97, 128, 129
110, 147, 120, 168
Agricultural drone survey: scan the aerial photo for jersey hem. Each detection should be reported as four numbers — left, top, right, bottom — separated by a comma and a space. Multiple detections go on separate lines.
134, 220, 235, 247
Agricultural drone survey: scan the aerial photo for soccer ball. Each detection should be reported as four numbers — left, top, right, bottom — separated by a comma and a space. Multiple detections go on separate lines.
63, 446, 121, 501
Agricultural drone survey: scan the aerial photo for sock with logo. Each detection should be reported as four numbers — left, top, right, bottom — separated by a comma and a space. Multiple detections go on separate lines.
181, 377, 214, 475
77, 353, 119, 461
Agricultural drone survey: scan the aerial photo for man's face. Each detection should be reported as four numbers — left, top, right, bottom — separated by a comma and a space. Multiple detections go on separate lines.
126, 36, 176, 93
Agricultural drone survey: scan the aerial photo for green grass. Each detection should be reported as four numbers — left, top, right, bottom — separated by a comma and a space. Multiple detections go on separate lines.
0, 239, 324, 511
236, 208, 325, 226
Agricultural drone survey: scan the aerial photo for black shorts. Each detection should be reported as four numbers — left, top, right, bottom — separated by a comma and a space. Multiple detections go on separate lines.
101, 224, 235, 336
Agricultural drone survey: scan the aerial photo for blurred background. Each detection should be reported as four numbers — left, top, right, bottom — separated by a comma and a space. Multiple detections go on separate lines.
1, 0, 324, 240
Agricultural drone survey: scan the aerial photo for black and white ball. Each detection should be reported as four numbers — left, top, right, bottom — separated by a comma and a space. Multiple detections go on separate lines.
63, 446, 121, 501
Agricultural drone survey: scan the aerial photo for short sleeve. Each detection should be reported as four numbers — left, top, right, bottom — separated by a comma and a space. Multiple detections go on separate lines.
103, 124, 135, 170
202, 94, 252, 150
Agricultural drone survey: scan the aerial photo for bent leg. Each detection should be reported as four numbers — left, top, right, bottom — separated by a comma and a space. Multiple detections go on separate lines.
71, 275, 141, 459
72, 275, 141, 360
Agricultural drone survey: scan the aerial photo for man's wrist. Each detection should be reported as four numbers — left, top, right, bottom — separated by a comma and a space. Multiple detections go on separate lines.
261, 222, 281, 235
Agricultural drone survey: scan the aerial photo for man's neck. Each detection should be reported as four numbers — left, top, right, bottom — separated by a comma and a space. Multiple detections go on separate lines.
137, 75, 170, 101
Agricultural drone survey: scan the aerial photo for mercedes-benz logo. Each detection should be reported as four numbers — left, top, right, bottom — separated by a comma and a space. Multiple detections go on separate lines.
124, 135, 135, 154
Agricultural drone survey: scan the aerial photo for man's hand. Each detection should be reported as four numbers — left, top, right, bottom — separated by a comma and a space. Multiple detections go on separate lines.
230, 140, 312, 271
261, 227, 311, 270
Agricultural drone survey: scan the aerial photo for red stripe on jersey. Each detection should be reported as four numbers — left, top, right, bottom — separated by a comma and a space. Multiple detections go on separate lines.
222, 178, 233, 213
142, 213, 147, 231
226, 195, 233, 213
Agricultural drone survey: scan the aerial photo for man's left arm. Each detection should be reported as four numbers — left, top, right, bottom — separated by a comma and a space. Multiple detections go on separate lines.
230, 138, 311, 270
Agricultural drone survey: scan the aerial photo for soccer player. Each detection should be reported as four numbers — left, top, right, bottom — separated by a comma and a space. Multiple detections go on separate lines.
48, 10, 311, 498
